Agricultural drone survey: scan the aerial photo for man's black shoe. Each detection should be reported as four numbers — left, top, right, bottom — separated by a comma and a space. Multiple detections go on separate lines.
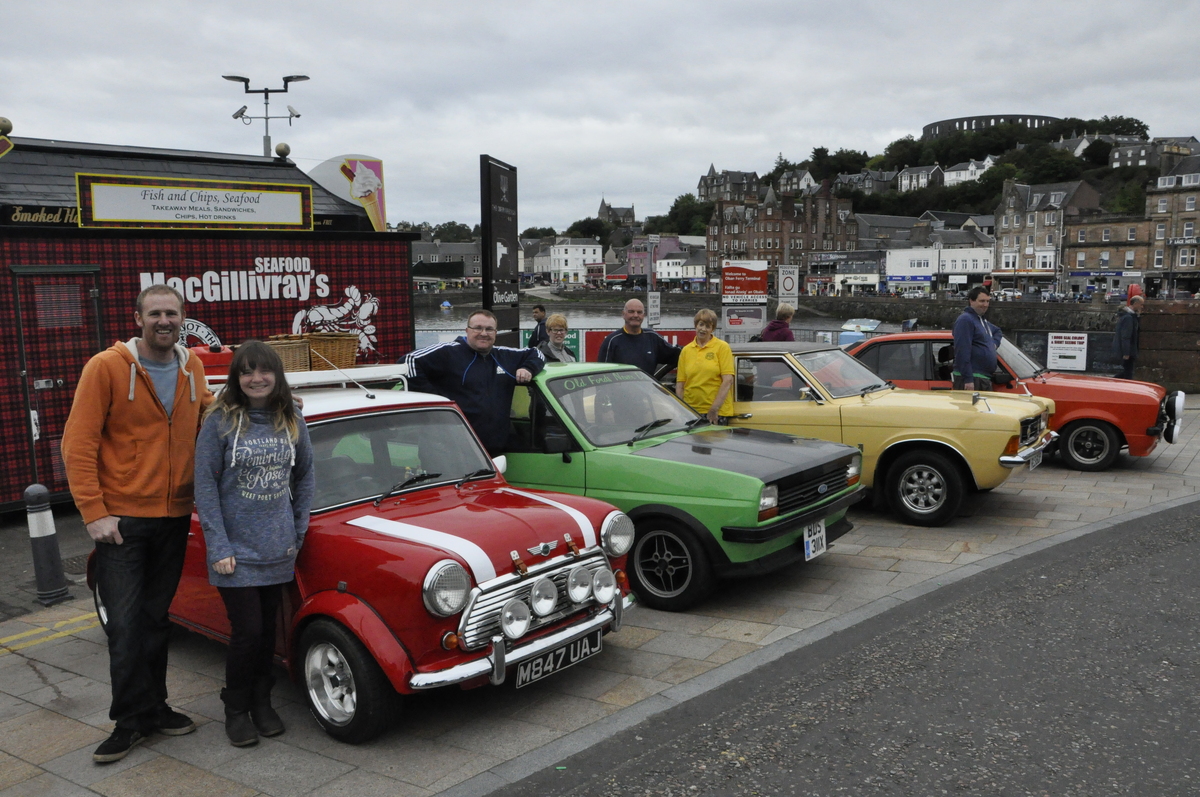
149, 706, 196, 736
93, 728, 145, 763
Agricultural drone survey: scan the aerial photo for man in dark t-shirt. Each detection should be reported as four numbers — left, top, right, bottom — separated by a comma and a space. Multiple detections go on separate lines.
596, 298, 680, 376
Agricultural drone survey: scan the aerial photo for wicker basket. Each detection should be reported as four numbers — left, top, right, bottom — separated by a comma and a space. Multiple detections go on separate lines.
305, 332, 358, 371
265, 335, 310, 372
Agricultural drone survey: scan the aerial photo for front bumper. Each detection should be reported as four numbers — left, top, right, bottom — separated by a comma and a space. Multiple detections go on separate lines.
408, 593, 635, 690
999, 431, 1057, 468
721, 486, 864, 544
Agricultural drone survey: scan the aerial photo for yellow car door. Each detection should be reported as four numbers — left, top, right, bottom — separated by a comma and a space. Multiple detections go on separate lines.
728, 355, 845, 442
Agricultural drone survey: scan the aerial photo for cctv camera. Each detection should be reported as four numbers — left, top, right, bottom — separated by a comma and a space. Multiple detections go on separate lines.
287, 105, 300, 118
232, 105, 247, 119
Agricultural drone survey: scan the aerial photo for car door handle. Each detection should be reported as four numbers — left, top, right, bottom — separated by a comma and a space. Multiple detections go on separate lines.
733, 413, 753, 419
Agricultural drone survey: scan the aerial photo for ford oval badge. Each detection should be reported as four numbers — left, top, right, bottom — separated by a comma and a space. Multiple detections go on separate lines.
818, 483, 829, 495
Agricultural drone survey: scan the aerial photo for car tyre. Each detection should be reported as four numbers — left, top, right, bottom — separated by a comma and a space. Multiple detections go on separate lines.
886, 450, 965, 527
628, 521, 713, 612
1059, 420, 1120, 471
299, 619, 396, 744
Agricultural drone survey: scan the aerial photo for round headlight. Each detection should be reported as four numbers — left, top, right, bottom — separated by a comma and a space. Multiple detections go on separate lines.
600, 511, 635, 557
592, 568, 617, 605
1169, 391, 1186, 422
500, 598, 531, 639
422, 560, 471, 617
529, 577, 558, 617
567, 566, 592, 603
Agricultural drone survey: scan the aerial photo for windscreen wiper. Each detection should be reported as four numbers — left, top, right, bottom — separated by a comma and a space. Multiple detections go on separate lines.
374, 472, 443, 506
629, 417, 672, 444
456, 467, 495, 488
684, 416, 710, 429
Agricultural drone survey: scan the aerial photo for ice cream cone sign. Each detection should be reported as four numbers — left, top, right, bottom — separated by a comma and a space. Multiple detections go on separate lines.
345, 160, 386, 231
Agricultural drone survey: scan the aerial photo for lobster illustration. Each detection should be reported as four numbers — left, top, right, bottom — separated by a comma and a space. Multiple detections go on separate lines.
292, 285, 380, 357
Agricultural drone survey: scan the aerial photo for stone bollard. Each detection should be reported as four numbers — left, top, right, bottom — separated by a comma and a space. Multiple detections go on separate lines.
24, 484, 72, 606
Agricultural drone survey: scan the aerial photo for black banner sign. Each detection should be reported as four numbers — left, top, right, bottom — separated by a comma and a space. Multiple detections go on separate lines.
480, 155, 519, 348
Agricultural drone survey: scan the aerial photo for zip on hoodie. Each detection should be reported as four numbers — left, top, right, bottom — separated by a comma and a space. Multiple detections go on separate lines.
123, 338, 197, 508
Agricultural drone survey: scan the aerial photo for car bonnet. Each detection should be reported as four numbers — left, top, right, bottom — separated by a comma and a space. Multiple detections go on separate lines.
630, 426, 856, 484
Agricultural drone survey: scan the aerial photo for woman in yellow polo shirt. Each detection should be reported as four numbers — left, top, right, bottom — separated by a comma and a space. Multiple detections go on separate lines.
675, 309, 735, 424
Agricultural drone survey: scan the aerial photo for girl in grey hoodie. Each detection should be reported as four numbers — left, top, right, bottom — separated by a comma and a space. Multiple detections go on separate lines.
195, 341, 314, 747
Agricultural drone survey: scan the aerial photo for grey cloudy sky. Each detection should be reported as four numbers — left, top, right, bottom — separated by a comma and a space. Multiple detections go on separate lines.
3, 1, 1196, 231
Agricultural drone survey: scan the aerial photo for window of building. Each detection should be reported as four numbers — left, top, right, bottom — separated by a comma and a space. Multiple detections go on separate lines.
1186, 222, 1196, 237
1128, 227, 1137, 241
430, 255, 439, 263
1188, 197, 1197, 211
1046, 212, 1056, 225
1180, 248, 1197, 268
1155, 249, 1164, 267
1159, 176, 1178, 188
1099, 252, 1110, 266
1027, 213, 1036, 225
1157, 223, 1166, 239
1184, 174, 1200, 186
1077, 229, 1086, 242
1102, 228, 1111, 241
1050, 192, 1065, 204
1002, 215, 1009, 228
415, 254, 424, 262
1025, 258, 1034, 269
1077, 252, 1086, 265
1027, 235, 1034, 245
1158, 198, 1169, 213
1046, 234, 1055, 245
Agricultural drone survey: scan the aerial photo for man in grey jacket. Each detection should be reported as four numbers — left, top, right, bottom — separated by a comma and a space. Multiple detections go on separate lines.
1113, 295, 1143, 379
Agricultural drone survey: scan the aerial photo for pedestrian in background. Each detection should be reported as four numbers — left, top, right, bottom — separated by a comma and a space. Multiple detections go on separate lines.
529, 304, 549, 348
762, 304, 795, 342
952, 287, 1002, 391
195, 341, 315, 747
538, 313, 576, 363
675, 309, 735, 424
1113, 294, 1143, 379
62, 285, 211, 763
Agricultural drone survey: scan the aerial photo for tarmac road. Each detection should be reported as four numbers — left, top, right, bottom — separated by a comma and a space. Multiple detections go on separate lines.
487, 499, 1200, 797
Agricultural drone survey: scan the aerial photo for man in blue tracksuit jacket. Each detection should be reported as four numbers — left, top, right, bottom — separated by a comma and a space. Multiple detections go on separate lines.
405, 310, 544, 455
952, 286, 1003, 391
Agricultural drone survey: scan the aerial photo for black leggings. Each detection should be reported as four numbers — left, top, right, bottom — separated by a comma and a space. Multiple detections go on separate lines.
217, 584, 283, 691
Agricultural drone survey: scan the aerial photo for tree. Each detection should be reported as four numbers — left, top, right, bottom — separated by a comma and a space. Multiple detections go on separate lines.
1097, 115, 1149, 139
881, 136, 925, 170
430, 221, 475, 242
564, 216, 613, 242
644, 193, 714, 236
762, 153, 801, 187
521, 226, 557, 238
1083, 139, 1114, 167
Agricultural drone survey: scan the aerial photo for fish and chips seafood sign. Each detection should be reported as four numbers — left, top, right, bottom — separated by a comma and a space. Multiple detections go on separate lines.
76, 174, 312, 230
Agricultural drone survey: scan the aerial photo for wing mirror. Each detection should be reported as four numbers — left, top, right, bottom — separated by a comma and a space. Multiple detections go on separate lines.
544, 429, 573, 454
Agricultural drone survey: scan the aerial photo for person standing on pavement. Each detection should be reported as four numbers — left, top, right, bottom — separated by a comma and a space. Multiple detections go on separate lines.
537, 313, 577, 363
675, 309, 735, 424
405, 309, 545, 455
761, 304, 796, 342
195, 341, 314, 747
1113, 295, 1143, 379
529, 304, 549, 349
62, 285, 212, 763
952, 287, 1003, 391
597, 298, 680, 376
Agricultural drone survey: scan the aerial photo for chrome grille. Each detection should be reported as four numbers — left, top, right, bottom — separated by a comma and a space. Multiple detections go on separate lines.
777, 467, 850, 516
458, 552, 609, 650
1020, 414, 1045, 447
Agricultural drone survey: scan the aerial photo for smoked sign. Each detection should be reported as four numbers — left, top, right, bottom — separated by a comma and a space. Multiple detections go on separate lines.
76, 174, 312, 230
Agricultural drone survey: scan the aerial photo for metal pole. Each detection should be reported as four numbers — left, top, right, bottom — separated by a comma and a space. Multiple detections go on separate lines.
262, 91, 271, 157
25, 484, 71, 606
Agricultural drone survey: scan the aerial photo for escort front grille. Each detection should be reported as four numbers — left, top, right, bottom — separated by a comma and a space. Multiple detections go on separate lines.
776, 467, 851, 516
458, 551, 609, 651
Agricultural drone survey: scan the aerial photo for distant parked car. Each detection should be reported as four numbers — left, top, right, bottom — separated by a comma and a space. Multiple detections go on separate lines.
848, 332, 1185, 471
995, 288, 1022, 300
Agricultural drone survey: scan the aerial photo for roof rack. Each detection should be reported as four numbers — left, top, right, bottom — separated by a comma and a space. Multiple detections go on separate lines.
205, 364, 409, 390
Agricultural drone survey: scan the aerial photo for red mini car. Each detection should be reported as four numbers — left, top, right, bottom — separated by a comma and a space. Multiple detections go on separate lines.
91, 367, 633, 743
848, 333, 1184, 471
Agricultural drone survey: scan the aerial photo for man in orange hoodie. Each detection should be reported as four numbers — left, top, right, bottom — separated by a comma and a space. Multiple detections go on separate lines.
62, 285, 213, 763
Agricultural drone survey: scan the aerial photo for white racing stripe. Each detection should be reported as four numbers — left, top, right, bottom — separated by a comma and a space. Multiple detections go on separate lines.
498, 488, 597, 549
347, 516, 497, 581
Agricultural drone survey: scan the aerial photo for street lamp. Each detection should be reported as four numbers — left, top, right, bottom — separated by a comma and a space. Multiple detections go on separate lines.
222, 74, 308, 157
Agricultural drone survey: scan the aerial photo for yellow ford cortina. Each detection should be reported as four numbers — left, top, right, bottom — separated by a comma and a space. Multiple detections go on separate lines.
723, 343, 1055, 526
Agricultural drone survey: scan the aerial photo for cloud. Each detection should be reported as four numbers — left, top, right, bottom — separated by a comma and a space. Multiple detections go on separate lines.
3, 0, 1198, 230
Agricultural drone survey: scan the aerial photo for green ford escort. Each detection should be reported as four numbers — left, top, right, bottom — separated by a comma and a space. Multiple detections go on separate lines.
498, 363, 864, 611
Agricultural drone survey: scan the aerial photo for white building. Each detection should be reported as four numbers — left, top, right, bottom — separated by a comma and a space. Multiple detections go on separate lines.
550, 237, 604, 284
886, 245, 993, 293
943, 156, 998, 187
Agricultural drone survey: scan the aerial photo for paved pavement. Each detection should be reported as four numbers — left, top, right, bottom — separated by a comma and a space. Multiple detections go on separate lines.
1, 400, 1198, 796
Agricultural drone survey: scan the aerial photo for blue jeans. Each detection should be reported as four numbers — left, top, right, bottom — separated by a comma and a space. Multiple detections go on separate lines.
94, 516, 189, 730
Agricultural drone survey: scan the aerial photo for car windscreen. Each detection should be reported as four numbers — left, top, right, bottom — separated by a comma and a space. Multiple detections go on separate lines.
997, 339, 1044, 379
546, 370, 700, 447
307, 408, 493, 509
793, 349, 889, 398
